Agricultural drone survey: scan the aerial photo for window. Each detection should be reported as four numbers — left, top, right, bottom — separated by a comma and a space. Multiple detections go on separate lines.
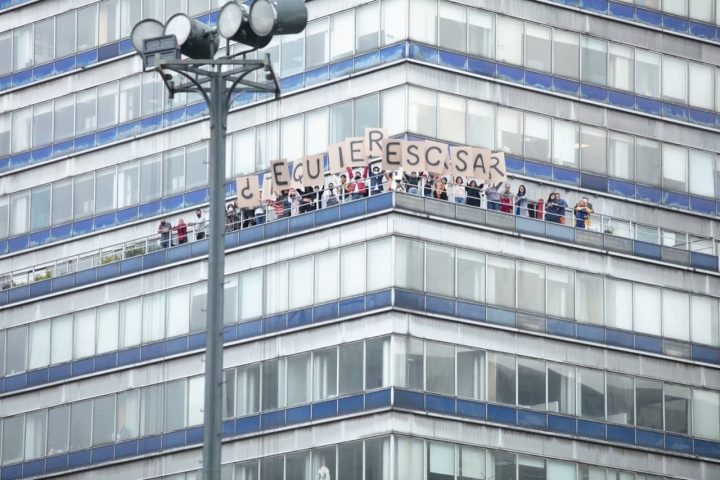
51, 316, 73, 365
663, 0, 687, 15
24, 411, 46, 461
662, 144, 688, 192
312, 349, 336, 401
121, 0, 142, 38
120, 298, 142, 348
548, 363, 575, 415
439, 1, 466, 52
27, 321, 50, 370
330, 10, 354, 61
367, 238, 393, 291
165, 380, 186, 431
51, 179, 72, 226
97, 303, 119, 354
497, 107, 523, 156
427, 441, 454, 480
381, 0, 407, 46
457, 348, 485, 401
605, 279, 633, 331
313, 447, 336, 480
237, 364, 260, 416
0, 33, 11, 76
691, 296, 719, 347
426, 341, 454, 395
488, 352, 515, 405
97, 82, 119, 129
70, 401, 92, 450
77, 5, 98, 51
240, 269, 263, 321
94, 167, 117, 215
665, 384, 691, 435
120, 76, 141, 123
408, 87, 437, 138
689, 0, 713, 22
29, 185, 50, 232
519, 456, 545, 480
394, 336, 424, 390
694, 389, 720, 440
73, 310, 96, 360
93, 396, 116, 445
547, 267, 574, 319
339, 342, 364, 396
0, 196, 7, 239
262, 358, 286, 410
141, 73, 163, 117
438, 94, 465, 144
409, 0, 436, 45
553, 120, 579, 168
524, 114, 551, 162
0, 114, 10, 158
496, 16, 522, 66
580, 126, 607, 174
396, 238, 424, 292
281, 115, 304, 162
329, 101, 352, 144
12, 107, 32, 154
116, 390, 139, 440
609, 43, 634, 92
689, 62, 714, 110
518, 358, 545, 409
13, 26, 33, 71
10, 191, 30, 236
73, 172, 95, 220
467, 100, 494, 149
524, 23, 551, 72
468, 9, 494, 59
166, 287, 190, 339
547, 460, 576, 480
47, 406, 70, 455
487, 255, 515, 308
381, 86, 407, 136
56, 12, 76, 59
488, 451, 516, 480
3, 416, 24, 464
76, 89, 97, 135
426, 244, 455, 298
366, 437, 391, 480
162, 148, 185, 196
553, 31, 579, 79
356, 2, 379, 54
305, 108, 328, 156
340, 245, 365, 297
281, 32, 304, 77
633, 284, 661, 336
260, 456, 284, 480
313, 251, 339, 304
305, 19, 329, 69
459, 446, 485, 480
636, 138, 662, 186
366, 336, 391, 389
608, 132, 634, 180
636, 50, 661, 98
221, 370, 234, 421
140, 155, 162, 203
457, 249, 485, 303
33, 101, 53, 147
636, 378, 663, 430
576, 273, 603, 325
140, 385, 163, 436
189, 283, 207, 333
662, 290, 690, 341
689, 149, 715, 198
287, 353, 312, 406
517, 261, 545, 314
607, 374, 634, 425
223, 277, 238, 326
578, 368, 604, 419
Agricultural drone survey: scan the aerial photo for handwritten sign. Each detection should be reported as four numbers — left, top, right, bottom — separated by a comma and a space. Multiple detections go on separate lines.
270, 158, 290, 195
303, 155, 325, 187
235, 175, 260, 208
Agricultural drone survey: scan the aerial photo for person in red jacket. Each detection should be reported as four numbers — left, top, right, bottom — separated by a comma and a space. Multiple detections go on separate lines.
173, 218, 188, 244
347, 166, 369, 201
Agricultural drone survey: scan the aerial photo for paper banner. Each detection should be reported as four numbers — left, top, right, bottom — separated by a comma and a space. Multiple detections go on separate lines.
365, 128, 388, 160
303, 155, 325, 188
290, 159, 304, 189
270, 158, 290, 195
382, 138, 403, 172
487, 151, 507, 183
450, 145, 472, 177
471, 148, 493, 181
345, 137, 367, 168
235, 175, 260, 209
424, 140, 448, 176
401, 141, 427, 173
328, 141, 349, 174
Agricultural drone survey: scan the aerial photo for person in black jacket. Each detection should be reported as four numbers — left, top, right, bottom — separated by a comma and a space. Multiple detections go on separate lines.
299, 186, 315, 214
466, 180, 483, 207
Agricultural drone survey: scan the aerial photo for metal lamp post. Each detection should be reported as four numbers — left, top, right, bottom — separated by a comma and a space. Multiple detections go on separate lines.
130, 2, 307, 479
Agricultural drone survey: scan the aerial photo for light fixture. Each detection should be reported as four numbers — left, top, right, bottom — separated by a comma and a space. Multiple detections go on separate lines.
164, 13, 220, 59
131, 19, 165, 55
218, 1, 272, 49
574, 143, 589, 149
249, 0, 308, 37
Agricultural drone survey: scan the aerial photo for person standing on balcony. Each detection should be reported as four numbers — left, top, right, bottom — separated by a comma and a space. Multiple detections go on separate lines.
188, 209, 206, 240
574, 198, 593, 229
157, 218, 172, 248
485, 182, 503, 211
499, 183, 514, 213
515, 185, 528, 216
173, 218, 188, 244
369, 166, 384, 195
453, 177, 467, 204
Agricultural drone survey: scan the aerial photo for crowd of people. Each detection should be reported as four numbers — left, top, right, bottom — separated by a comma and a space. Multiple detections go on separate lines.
156, 167, 598, 247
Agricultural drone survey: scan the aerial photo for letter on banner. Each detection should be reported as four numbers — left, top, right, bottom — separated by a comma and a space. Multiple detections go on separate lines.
424, 141, 447, 176
327, 141, 349, 174
345, 137, 367, 168
450, 146, 471, 177
365, 128, 387, 161
262, 172, 274, 201
235, 175, 260, 209
402, 141, 426, 173
290, 160, 304, 189
270, 158, 290, 194
488, 151, 508, 183
382, 139, 403, 171
472, 148, 492, 181
303, 155, 325, 188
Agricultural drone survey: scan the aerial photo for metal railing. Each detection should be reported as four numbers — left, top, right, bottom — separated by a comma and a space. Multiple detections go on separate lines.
1, 180, 717, 290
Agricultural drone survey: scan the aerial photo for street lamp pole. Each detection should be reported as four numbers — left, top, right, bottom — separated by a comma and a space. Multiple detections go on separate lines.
131, 4, 306, 478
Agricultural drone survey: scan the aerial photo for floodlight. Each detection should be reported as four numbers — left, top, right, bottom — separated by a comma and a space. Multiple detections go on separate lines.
131, 19, 165, 55
164, 13, 220, 59
249, 0, 308, 37
218, 1, 272, 49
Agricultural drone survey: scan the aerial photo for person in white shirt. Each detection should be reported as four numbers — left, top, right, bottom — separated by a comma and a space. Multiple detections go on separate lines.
188, 209, 206, 240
